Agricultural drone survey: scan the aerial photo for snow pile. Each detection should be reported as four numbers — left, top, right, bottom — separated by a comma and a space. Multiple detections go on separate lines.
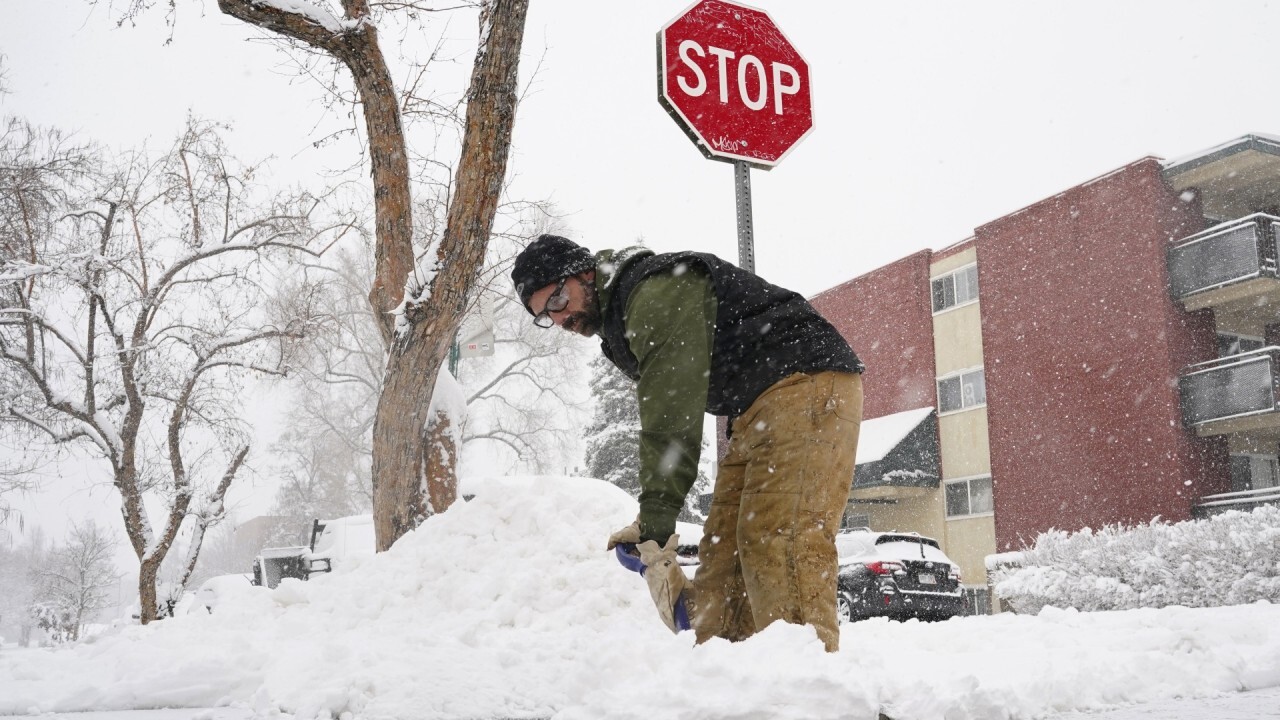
1, 477, 1280, 720
992, 506, 1280, 614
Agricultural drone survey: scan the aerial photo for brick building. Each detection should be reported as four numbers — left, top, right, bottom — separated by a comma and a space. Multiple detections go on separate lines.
811, 134, 1280, 609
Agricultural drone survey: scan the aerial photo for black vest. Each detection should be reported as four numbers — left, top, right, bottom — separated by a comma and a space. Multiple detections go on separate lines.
598, 251, 863, 420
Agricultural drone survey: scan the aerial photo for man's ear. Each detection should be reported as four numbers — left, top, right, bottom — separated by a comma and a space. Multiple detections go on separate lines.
580, 269, 596, 282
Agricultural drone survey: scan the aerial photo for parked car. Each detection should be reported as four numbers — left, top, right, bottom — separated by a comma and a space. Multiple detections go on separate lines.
835, 529, 964, 623
190, 573, 260, 613
673, 521, 705, 568
252, 514, 376, 588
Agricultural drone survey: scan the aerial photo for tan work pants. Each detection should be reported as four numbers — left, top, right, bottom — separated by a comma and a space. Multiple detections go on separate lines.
692, 371, 862, 652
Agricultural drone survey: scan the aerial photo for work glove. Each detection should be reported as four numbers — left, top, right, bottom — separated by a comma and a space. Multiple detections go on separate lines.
606, 518, 642, 550
636, 535, 690, 634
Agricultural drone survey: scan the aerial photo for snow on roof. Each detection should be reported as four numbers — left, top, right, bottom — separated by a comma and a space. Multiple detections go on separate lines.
856, 406, 934, 465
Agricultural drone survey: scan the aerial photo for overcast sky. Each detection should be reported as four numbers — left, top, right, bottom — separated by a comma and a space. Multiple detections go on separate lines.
6, 0, 1280, 550
10, 1, 1280, 296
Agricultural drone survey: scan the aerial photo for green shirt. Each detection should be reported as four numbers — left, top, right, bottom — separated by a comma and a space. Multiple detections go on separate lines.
621, 266, 718, 542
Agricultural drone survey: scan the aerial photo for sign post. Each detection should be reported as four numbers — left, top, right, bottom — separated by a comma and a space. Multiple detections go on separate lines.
658, 0, 814, 272
734, 160, 755, 272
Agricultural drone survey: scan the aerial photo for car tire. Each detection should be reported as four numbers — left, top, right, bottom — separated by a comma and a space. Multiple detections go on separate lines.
836, 591, 855, 623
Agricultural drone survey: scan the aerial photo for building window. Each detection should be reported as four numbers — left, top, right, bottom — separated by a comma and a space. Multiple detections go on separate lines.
938, 368, 986, 414
961, 586, 991, 616
932, 263, 979, 313
1217, 332, 1265, 358
841, 511, 870, 530
946, 475, 993, 517
1230, 453, 1280, 492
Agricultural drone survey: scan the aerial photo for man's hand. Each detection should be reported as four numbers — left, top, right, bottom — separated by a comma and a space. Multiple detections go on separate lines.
606, 518, 642, 550
636, 535, 689, 634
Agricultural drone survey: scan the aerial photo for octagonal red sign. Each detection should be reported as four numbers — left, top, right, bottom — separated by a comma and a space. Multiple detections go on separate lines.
658, 0, 814, 169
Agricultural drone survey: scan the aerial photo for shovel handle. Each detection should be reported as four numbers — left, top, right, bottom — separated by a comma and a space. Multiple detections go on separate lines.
614, 542, 647, 575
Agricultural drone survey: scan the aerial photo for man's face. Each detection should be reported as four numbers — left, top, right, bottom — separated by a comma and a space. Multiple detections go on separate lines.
528, 271, 601, 337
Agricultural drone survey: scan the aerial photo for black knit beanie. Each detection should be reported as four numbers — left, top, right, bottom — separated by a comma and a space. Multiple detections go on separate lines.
511, 234, 596, 313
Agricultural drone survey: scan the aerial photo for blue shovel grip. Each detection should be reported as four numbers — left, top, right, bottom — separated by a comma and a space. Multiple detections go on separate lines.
614, 543, 647, 575
673, 590, 691, 631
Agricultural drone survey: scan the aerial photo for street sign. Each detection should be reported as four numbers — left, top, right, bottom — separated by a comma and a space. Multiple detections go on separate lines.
456, 295, 495, 359
658, 0, 814, 170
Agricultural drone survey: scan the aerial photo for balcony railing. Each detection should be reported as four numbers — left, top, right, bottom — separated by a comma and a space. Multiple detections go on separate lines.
1179, 347, 1280, 428
1193, 485, 1280, 518
1167, 213, 1280, 302
1177, 345, 1280, 425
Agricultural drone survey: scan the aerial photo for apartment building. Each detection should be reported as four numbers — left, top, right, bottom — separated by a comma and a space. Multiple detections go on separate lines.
811, 134, 1280, 610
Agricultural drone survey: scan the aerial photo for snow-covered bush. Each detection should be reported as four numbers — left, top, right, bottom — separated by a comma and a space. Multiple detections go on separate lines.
992, 506, 1280, 614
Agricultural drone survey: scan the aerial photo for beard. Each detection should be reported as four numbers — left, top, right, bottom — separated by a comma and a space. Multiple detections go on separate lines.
562, 279, 602, 337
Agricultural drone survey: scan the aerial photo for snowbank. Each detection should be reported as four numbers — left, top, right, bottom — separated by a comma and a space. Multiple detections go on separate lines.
992, 506, 1280, 614
2, 476, 1279, 720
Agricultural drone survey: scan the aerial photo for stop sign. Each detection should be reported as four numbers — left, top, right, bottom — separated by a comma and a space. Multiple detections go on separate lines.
658, 0, 813, 169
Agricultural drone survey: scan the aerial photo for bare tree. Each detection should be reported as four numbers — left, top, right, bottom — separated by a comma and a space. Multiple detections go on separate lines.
269, 241, 381, 535
457, 235, 590, 472
185, 520, 258, 588
208, 0, 530, 550
31, 521, 120, 642
0, 117, 91, 519
0, 117, 354, 622
269, 419, 373, 540
266, 214, 586, 534
0, 526, 45, 646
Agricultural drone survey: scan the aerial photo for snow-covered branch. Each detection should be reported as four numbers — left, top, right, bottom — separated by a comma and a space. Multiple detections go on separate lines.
0, 260, 51, 283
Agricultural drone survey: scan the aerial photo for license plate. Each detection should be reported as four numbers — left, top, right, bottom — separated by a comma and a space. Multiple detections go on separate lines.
917, 573, 936, 585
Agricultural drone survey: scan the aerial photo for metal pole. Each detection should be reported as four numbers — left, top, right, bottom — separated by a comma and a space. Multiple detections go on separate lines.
734, 160, 756, 273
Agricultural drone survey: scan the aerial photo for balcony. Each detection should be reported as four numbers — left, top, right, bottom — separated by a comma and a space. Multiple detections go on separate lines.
1163, 134, 1280, 220
1192, 486, 1280, 518
1179, 347, 1280, 436
1167, 213, 1280, 312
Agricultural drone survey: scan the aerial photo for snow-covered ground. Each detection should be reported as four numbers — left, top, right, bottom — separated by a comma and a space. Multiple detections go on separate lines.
2, 476, 1278, 720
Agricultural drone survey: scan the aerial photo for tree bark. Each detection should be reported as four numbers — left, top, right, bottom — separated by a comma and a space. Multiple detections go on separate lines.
138, 556, 160, 623
343, 34, 415, 347
423, 411, 458, 515
370, 0, 529, 551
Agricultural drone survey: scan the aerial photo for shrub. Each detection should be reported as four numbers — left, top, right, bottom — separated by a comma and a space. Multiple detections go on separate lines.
992, 506, 1280, 614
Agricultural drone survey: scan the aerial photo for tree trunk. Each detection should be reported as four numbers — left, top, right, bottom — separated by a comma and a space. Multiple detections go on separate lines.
217, 0, 529, 552
340, 29, 415, 346
424, 411, 458, 514
370, 0, 529, 551
138, 557, 160, 624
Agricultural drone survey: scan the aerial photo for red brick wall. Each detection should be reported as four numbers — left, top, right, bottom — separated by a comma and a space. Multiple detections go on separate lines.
810, 250, 938, 420
975, 159, 1226, 550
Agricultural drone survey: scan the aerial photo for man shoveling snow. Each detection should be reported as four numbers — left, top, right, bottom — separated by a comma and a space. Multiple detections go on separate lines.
511, 234, 865, 651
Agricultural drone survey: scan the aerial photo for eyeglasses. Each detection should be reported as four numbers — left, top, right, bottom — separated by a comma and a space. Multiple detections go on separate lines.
533, 277, 570, 328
